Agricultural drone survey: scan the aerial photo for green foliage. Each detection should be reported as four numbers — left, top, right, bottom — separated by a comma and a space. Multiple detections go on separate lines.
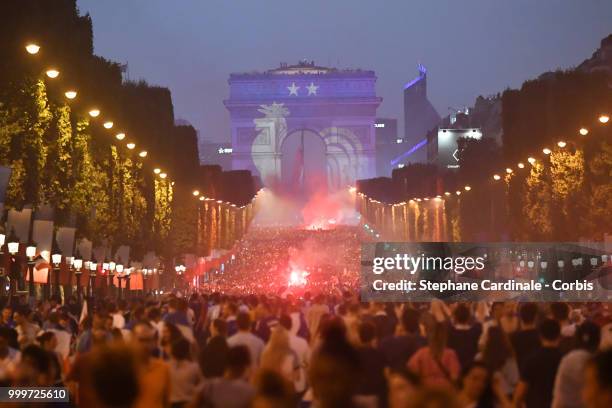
42, 103, 73, 220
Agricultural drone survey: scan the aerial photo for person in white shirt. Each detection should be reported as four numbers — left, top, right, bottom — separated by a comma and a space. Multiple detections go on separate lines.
110, 303, 126, 330
552, 321, 600, 408
280, 314, 311, 394
227, 312, 264, 368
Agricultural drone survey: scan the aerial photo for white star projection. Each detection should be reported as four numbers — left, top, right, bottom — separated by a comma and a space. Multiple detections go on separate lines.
287, 82, 300, 96
306, 82, 319, 95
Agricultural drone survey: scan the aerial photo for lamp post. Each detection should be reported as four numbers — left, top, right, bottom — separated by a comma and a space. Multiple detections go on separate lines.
0, 225, 5, 298
174, 264, 186, 290
88, 257, 97, 298
102, 259, 109, 296
125, 267, 131, 298
108, 260, 116, 297
7, 228, 20, 295
64, 255, 74, 299
142, 268, 149, 295
158, 265, 164, 293
116, 264, 124, 299
51, 237, 62, 300
26, 241, 37, 299
73, 252, 83, 303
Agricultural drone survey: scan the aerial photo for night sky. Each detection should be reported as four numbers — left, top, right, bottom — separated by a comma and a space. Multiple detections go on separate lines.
77, 0, 612, 144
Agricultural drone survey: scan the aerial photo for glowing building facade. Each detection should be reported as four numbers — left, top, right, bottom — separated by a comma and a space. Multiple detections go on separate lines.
403, 64, 441, 163
224, 61, 381, 192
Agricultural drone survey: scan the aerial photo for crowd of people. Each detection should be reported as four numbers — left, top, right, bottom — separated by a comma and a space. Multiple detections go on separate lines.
1, 226, 611, 407
1, 292, 612, 408
206, 226, 362, 295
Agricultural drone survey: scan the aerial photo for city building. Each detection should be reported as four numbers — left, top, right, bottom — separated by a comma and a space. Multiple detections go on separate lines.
224, 60, 381, 193
374, 118, 399, 177
198, 139, 233, 169
403, 64, 441, 163
427, 127, 483, 170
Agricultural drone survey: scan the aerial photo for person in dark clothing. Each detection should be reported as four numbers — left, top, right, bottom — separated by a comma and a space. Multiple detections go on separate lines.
514, 318, 563, 408
511, 302, 541, 374
379, 307, 425, 371
355, 321, 387, 405
448, 303, 481, 370
371, 303, 395, 340
199, 319, 229, 378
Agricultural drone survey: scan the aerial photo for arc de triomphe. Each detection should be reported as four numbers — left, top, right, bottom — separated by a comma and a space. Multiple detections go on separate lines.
224, 61, 381, 191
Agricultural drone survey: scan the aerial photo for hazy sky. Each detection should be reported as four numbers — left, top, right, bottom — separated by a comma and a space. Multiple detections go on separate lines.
78, 0, 612, 143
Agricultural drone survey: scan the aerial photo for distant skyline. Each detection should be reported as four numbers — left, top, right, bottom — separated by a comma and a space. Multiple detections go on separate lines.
78, 0, 612, 143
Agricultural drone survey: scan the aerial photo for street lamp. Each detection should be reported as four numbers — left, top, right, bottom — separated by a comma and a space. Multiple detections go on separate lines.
108, 260, 116, 295
88, 109, 100, 118
45, 69, 59, 79
142, 268, 148, 295
26, 241, 37, 298
103, 121, 114, 129
73, 252, 83, 302
64, 90, 77, 100
25, 43, 41, 54
125, 267, 131, 297
175, 264, 186, 289
89, 257, 97, 298
6, 228, 19, 294
65, 255, 74, 299
0, 225, 5, 297
0, 225, 5, 252
115, 132, 126, 141
51, 237, 62, 300
116, 263, 124, 299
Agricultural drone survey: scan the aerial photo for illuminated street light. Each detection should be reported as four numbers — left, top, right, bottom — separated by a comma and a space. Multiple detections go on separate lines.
348, 186, 357, 193
7, 228, 19, 255
138, 150, 147, 158
444, 192, 451, 196
103, 121, 114, 129
456, 191, 461, 196
579, 128, 589, 136
493, 174, 501, 181
115, 133, 125, 141
199, 196, 205, 201
464, 185, 471, 191
543, 148, 552, 155
64, 90, 77, 99
159, 172, 167, 179
153, 168, 161, 174
45, 69, 59, 79
192, 190, 200, 196
506, 168, 513, 174
528, 157, 536, 165
126, 142, 135, 150
25, 44, 40, 54
599, 114, 609, 124
517, 162, 525, 169
89, 109, 100, 118
557, 141, 566, 148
